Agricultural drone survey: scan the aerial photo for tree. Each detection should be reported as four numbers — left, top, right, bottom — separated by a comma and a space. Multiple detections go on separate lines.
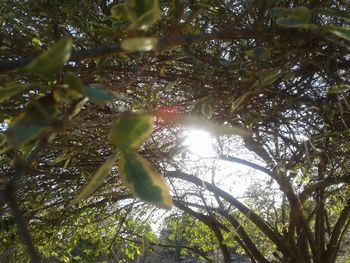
1, 0, 350, 262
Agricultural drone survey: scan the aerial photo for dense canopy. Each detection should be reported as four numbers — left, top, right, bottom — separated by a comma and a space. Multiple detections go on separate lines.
1, 0, 350, 262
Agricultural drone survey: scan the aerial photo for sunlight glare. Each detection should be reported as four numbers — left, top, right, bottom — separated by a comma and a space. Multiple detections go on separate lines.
184, 129, 216, 157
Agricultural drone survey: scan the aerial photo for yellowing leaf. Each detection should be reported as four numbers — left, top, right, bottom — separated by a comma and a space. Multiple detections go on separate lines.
121, 37, 158, 52
24, 36, 73, 78
109, 113, 153, 151
119, 152, 172, 209
159, 67, 166, 77
31, 37, 43, 48
71, 153, 118, 205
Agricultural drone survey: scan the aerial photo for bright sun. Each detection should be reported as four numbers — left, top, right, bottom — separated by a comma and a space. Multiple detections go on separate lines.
184, 129, 216, 157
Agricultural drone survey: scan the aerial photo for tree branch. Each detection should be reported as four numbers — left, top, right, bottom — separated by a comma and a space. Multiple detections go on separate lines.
0, 29, 254, 74
176, 199, 270, 263
174, 200, 232, 263
324, 198, 350, 263
167, 170, 289, 256
4, 184, 41, 263
219, 154, 274, 177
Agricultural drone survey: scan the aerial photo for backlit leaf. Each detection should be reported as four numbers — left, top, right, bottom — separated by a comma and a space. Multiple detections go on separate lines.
109, 113, 153, 151
119, 152, 172, 209
121, 37, 158, 52
71, 153, 118, 205
24, 36, 73, 78
31, 37, 43, 48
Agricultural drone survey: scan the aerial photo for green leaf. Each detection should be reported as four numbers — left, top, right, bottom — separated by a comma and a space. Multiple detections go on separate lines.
64, 74, 84, 99
271, 6, 318, 30
328, 84, 350, 93
24, 36, 72, 78
121, 37, 158, 52
111, 4, 130, 21
200, 99, 214, 119
200, 102, 213, 119
252, 71, 285, 89
111, 0, 161, 31
31, 37, 43, 48
246, 47, 274, 60
71, 153, 118, 205
82, 85, 116, 103
128, 0, 161, 30
230, 93, 250, 114
109, 113, 153, 151
144, 230, 158, 244
326, 26, 350, 41
0, 84, 29, 103
50, 152, 71, 166
271, 6, 312, 22
6, 95, 57, 147
222, 230, 236, 246
119, 152, 172, 209
276, 18, 318, 30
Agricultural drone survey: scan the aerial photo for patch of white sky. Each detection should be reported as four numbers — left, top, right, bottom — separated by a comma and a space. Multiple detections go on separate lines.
182, 129, 271, 198
148, 128, 280, 234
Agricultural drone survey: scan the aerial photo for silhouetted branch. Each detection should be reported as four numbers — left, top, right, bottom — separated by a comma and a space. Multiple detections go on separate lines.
167, 170, 288, 256
0, 29, 253, 74
219, 154, 274, 176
